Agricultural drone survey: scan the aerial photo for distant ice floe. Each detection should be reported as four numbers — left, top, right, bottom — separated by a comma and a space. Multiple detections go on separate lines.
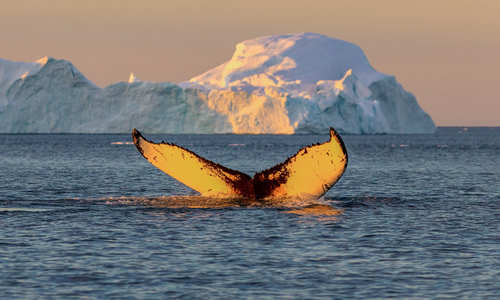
111, 141, 134, 145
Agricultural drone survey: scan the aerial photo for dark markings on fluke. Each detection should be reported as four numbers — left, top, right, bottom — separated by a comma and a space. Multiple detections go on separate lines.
132, 127, 348, 203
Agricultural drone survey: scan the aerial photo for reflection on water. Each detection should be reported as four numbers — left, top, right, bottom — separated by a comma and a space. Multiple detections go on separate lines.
101, 195, 245, 208
97, 195, 399, 217
98, 195, 344, 217
284, 204, 343, 216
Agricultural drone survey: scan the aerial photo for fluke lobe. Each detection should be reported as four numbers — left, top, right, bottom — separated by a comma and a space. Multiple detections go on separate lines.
132, 128, 348, 201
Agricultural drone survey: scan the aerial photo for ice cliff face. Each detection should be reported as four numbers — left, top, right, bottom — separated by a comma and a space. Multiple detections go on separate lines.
0, 33, 435, 133
0, 57, 46, 110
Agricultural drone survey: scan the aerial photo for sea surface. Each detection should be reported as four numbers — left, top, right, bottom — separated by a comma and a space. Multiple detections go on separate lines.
1, 127, 499, 299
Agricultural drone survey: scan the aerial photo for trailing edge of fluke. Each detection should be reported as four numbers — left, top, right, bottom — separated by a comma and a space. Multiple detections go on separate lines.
132, 128, 348, 201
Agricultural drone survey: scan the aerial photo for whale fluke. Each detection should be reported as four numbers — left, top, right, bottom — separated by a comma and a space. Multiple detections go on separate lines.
253, 128, 348, 200
132, 128, 348, 201
132, 129, 254, 198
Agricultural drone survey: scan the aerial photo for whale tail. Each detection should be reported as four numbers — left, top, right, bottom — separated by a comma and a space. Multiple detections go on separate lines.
132, 129, 254, 198
132, 128, 348, 201
253, 128, 348, 200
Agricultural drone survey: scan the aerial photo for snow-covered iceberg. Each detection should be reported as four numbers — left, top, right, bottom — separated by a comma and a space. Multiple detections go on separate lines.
0, 33, 435, 133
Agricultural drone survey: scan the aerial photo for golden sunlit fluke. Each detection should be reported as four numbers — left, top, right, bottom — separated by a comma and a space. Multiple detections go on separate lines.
132, 127, 348, 203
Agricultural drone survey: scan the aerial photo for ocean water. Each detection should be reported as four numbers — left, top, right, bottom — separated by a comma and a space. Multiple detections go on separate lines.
1, 127, 499, 299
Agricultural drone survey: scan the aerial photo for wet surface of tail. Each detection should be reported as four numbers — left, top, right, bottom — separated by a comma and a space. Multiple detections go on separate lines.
132, 128, 348, 201
253, 128, 348, 200
132, 129, 254, 198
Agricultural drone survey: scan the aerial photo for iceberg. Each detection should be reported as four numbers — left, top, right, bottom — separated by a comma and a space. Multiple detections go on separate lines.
0, 33, 435, 133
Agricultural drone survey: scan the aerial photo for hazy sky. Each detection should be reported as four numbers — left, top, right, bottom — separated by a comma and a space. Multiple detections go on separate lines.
2, 0, 499, 126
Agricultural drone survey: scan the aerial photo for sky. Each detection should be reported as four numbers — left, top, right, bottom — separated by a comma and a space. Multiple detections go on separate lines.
1, 0, 499, 126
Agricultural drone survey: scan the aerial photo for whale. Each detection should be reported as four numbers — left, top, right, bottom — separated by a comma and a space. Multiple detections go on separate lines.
132, 127, 348, 202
